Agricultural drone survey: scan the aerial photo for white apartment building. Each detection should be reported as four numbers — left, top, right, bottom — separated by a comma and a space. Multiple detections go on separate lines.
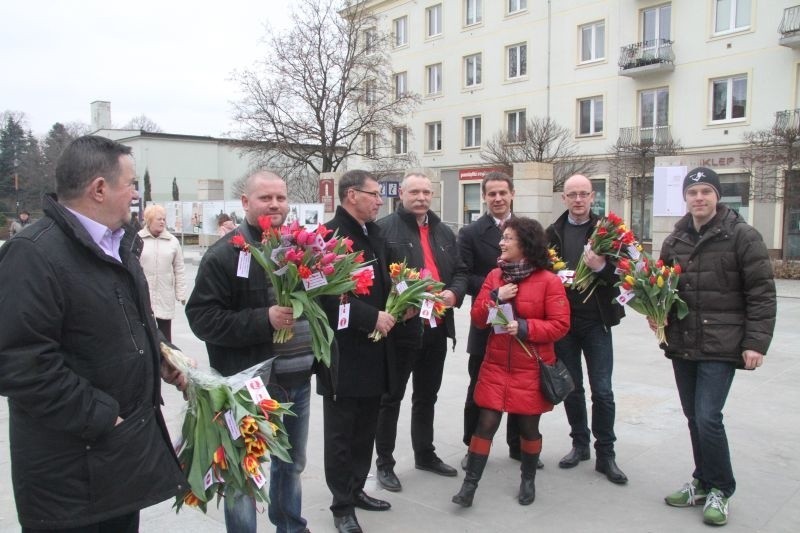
360, 0, 800, 257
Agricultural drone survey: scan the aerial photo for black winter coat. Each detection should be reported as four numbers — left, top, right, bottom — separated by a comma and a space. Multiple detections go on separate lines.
659, 205, 776, 365
0, 195, 184, 529
377, 206, 468, 348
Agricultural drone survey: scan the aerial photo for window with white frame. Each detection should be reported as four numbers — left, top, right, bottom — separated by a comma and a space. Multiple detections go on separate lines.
711, 75, 747, 122
506, 109, 526, 143
426, 63, 442, 95
465, 0, 482, 26
364, 28, 376, 54
427, 121, 442, 151
426, 4, 442, 38
464, 53, 482, 87
393, 16, 408, 47
364, 132, 377, 157
639, 87, 669, 129
578, 96, 603, 135
580, 21, 605, 63
464, 115, 481, 148
394, 127, 408, 155
507, 43, 527, 79
508, 0, 527, 14
714, 0, 750, 34
364, 81, 377, 105
642, 4, 671, 58
394, 72, 407, 100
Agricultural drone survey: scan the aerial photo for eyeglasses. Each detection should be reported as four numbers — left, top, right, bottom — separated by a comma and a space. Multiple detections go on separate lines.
565, 191, 592, 200
351, 188, 381, 199
500, 234, 516, 242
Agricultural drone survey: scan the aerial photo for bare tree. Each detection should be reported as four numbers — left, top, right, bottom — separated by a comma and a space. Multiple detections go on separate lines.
481, 116, 596, 190
123, 114, 164, 133
232, 0, 419, 176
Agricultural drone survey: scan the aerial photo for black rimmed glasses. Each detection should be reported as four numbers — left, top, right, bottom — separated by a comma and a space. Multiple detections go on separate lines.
351, 188, 381, 199
565, 191, 592, 200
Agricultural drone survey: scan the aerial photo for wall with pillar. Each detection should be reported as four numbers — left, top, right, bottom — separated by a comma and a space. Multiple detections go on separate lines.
197, 179, 224, 246
511, 162, 554, 224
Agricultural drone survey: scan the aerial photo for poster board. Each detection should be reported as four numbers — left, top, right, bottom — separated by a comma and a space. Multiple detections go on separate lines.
653, 166, 687, 217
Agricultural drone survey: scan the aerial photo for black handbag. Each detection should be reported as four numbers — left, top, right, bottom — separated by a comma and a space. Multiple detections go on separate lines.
530, 344, 575, 405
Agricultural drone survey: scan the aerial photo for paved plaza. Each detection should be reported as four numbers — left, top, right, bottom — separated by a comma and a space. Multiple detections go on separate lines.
1, 249, 798, 532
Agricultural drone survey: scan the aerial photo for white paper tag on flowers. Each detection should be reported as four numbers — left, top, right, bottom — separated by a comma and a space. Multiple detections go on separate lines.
419, 299, 434, 320
270, 246, 289, 265
203, 467, 215, 490
245, 376, 271, 403
251, 467, 267, 489
396, 280, 408, 294
627, 245, 641, 261
616, 290, 635, 305
492, 303, 514, 334
353, 265, 375, 279
312, 234, 325, 252
487, 307, 498, 324
302, 271, 328, 290
557, 269, 575, 284
224, 410, 242, 440
237, 251, 251, 278
429, 316, 437, 328
338, 303, 350, 330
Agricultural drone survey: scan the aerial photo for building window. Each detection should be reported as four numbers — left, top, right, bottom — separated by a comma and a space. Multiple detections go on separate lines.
714, 0, 750, 34
639, 87, 669, 129
507, 43, 527, 79
394, 127, 408, 155
711, 75, 747, 122
642, 4, 671, 58
426, 4, 442, 38
364, 81, 377, 105
506, 109, 526, 143
393, 16, 408, 47
508, 0, 527, 14
364, 28, 376, 54
591, 178, 607, 216
631, 177, 653, 241
464, 53, 482, 87
394, 72, 407, 100
464, 115, 482, 148
465, 0, 482, 26
578, 96, 603, 135
579, 21, 605, 63
364, 132, 377, 157
427, 121, 442, 151
426, 63, 442, 95
719, 173, 750, 221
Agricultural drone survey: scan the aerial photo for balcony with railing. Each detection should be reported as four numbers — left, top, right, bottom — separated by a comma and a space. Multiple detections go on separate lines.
617, 126, 673, 148
618, 39, 675, 77
779, 5, 800, 48
775, 109, 800, 132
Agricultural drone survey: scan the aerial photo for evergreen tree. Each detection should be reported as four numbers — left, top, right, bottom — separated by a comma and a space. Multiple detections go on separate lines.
0, 116, 28, 199
172, 177, 179, 201
143, 168, 152, 202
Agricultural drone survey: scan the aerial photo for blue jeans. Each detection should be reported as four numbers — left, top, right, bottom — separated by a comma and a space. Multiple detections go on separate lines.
672, 358, 737, 497
556, 317, 617, 457
224, 380, 311, 533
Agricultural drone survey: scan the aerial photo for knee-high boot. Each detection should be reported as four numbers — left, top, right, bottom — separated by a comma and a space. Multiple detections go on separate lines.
452, 436, 491, 507
519, 437, 542, 505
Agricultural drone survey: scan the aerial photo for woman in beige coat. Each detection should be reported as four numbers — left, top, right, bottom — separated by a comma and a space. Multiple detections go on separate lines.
138, 204, 186, 341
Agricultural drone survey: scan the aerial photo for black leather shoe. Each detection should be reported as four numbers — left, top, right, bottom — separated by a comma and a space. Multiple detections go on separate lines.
558, 446, 590, 469
416, 458, 458, 477
595, 458, 628, 484
377, 467, 402, 492
354, 490, 391, 511
334, 514, 363, 533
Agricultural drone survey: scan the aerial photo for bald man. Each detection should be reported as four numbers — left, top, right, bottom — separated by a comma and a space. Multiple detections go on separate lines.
545, 175, 628, 485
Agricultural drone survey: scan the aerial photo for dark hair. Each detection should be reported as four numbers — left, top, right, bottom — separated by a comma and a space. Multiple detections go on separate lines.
504, 217, 549, 269
481, 171, 514, 194
217, 213, 232, 226
55, 136, 132, 201
19, 210, 30, 217
338, 169, 376, 201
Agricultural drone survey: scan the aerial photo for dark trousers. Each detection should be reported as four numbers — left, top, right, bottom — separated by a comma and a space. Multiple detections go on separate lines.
464, 349, 520, 449
556, 316, 617, 457
23, 512, 139, 533
323, 395, 381, 517
156, 318, 172, 342
672, 358, 737, 497
375, 326, 447, 468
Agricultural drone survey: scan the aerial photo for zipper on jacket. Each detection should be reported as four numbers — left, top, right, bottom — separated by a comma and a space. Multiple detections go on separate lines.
116, 288, 144, 355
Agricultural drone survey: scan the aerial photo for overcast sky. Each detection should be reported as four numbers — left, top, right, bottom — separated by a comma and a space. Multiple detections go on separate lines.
0, 0, 294, 137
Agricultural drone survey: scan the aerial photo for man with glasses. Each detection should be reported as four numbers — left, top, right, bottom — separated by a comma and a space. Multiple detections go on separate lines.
374, 172, 468, 492
545, 174, 628, 485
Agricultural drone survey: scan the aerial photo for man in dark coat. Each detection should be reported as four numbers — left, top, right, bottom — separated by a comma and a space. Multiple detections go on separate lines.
374, 172, 468, 492
546, 174, 628, 485
658, 167, 776, 527
318, 170, 397, 533
0, 136, 186, 532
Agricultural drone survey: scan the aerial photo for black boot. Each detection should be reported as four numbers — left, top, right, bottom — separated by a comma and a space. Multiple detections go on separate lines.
518, 452, 539, 505
451, 452, 488, 507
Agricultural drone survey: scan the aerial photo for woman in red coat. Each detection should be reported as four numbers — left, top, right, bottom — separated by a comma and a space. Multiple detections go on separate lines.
453, 217, 570, 508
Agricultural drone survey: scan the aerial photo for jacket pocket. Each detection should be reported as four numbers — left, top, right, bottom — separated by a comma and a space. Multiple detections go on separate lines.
700, 312, 745, 355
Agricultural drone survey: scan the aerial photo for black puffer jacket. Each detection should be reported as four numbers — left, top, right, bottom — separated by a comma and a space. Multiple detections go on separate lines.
659, 205, 776, 366
0, 195, 184, 529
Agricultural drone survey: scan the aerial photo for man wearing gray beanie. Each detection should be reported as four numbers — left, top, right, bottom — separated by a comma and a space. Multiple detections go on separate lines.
654, 167, 776, 526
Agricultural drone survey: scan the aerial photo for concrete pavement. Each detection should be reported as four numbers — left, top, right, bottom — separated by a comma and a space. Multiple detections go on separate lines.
1, 250, 798, 532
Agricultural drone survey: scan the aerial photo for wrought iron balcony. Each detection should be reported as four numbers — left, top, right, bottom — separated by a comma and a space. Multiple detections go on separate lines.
618, 39, 675, 77
774, 109, 800, 132
779, 6, 800, 48
617, 126, 672, 148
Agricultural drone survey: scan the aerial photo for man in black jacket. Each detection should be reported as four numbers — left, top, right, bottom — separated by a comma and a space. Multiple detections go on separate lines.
0, 136, 186, 532
374, 172, 468, 492
318, 170, 397, 533
546, 174, 628, 485
186, 171, 311, 533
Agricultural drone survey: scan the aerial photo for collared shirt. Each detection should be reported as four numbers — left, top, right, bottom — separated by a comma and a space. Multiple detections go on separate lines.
65, 206, 124, 262
492, 213, 512, 228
